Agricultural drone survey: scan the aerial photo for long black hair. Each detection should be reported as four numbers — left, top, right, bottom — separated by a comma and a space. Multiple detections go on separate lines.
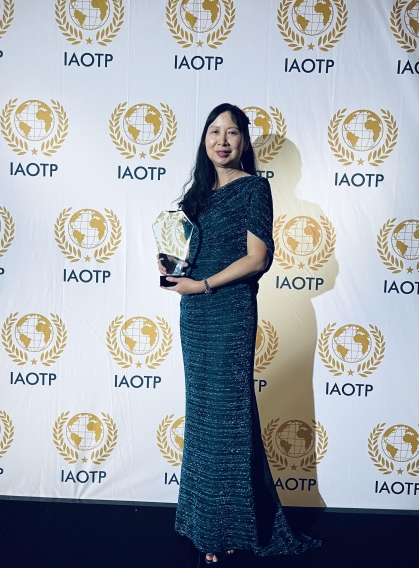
178, 103, 257, 221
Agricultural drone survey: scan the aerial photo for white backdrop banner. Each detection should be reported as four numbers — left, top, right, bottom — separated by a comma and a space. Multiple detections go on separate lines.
0, 0, 418, 510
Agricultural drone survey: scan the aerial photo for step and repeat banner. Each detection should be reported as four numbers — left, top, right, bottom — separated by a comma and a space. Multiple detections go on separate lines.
0, 0, 418, 510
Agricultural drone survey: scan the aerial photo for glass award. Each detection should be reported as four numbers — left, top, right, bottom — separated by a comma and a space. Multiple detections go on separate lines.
153, 210, 193, 287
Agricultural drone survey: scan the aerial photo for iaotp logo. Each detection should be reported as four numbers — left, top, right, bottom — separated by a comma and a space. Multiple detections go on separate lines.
2, 313, 67, 367
368, 423, 419, 476
328, 108, 398, 166
110, 102, 177, 160
157, 414, 184, 466
0, 99, 68, 157
242, 107, 286, 164
277, 0, 348, 52
377, 218, 419, 275
166, 0, 235, 49
390, 0, 419, 52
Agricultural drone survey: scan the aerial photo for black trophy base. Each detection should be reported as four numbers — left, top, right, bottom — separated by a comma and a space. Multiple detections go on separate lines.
160, 275, 183, 287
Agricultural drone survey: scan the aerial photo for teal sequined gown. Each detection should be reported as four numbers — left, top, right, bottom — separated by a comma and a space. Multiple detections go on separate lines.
175, 176, 320, 555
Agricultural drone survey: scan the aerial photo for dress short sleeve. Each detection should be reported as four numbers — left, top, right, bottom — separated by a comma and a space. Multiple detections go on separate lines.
246, 176, 275, 270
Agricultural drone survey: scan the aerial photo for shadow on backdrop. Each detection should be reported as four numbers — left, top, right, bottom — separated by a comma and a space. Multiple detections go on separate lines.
256, 138, 339, 508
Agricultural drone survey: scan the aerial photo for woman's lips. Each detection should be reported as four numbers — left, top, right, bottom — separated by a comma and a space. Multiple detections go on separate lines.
216, 151, 231, 157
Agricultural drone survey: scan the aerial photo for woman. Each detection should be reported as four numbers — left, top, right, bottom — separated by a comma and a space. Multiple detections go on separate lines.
158, 103, 320, 564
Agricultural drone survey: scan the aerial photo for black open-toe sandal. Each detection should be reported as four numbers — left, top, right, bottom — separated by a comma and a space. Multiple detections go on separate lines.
205, 550, 235, 564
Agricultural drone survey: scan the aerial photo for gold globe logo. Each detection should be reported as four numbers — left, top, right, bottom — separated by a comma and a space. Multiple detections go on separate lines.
53, 411, 118, 464
109, 102, 177, 160
107, 315, 172, 369
2, 312, 67, 366
274, 215, 336, 270
254, 320, 279, 373
0, 0, 14, 41
242, 106, 286, 164
166, 0, 235, 49
0, 206, 15, 259
377, 218, 419, 274
277, 0, 348, 51
54, 207, 122, 263
55, 0, 124, 46
0, 411, 14, 459
390, 0, 419, 52
368, 423, 419, 476
318, 323, 385, 377
157, 414, 184, 466
0, 99, 68, 157
263, 418, 328, 472
328, 108, 398, 166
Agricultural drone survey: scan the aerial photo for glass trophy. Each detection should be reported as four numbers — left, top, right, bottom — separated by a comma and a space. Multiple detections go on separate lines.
153, 210, 194, 287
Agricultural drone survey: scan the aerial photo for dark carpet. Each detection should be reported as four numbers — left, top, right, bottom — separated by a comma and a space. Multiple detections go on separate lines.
0, 499, 417, 568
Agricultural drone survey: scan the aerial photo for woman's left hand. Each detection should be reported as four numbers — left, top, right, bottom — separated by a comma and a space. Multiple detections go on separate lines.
161, 277, 205, 295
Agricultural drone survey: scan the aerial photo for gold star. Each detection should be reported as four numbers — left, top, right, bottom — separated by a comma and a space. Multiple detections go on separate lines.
82, 457, 88, 463
291, 464, 297, 470
298, 262, 304, 269
136, 361, 142, 368
86, 37, 93, 45
358, 158, 364, 165
397, 468, 403, 474
139, 152, 146, 158
308, 43, 314, 50
31, 148, 38, 155
31, 359, 37, 365
407, 266, 413, 273
85, 255, 91, 262
197, 40, 203, 47
348, 369, 354, 376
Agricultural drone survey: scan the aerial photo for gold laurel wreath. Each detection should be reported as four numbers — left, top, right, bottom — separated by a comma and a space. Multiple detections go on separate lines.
317, 0, 348, 51
166, 0, 193, 48
407, 444, 419, 477
317, 323, 344, 376
1, 313, 28, 365
0, 411, 14, 458
54, 208, 82, 262
53, 412, 78, 464
263, 418, 288, 471
109, 102, 136, 159
273, 215, 295, 270
107, 315, 133, 368
39, 314, 67, 367
94, 209, 122, 263
327, 109, 354, 166
157, 415, 182, 466
277, 0, 304, 50
307, 216, 336, 270
0, 99, 28, 155
0, 0, 14, 40
145, 317, 173, 369
41, 100, 69, 156
149, 104, 178, 160
300, 421, 328, 472
91, 413, 118, 464
206, 0, 235, 49
0, 206, 15, 258
161, 219, 183, 259
96, 0, 124, 45
390, 0, 417, 52
254, 320, 279, 373
263, 419, 328, 472
257, 107, 287, 164
368, 423, 394, 475
55, 0, 82, 44
368, 110, 398, 167
357, 325, 385, 378
377, 218, 403, 274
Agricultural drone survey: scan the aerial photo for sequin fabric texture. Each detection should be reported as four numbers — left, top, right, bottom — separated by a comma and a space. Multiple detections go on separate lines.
175, 176, 321, 555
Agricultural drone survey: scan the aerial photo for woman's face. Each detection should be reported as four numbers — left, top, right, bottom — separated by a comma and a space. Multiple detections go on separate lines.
205, 111, 247, 171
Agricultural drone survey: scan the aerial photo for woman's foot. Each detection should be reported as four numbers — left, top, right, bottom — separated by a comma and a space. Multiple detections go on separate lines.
205, 550, 234, 564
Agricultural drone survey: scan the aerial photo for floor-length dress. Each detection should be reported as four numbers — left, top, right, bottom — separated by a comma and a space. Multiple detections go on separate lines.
175, 176, 321, 555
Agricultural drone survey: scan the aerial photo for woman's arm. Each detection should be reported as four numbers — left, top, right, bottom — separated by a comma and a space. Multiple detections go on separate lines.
163, 231, 269, 295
